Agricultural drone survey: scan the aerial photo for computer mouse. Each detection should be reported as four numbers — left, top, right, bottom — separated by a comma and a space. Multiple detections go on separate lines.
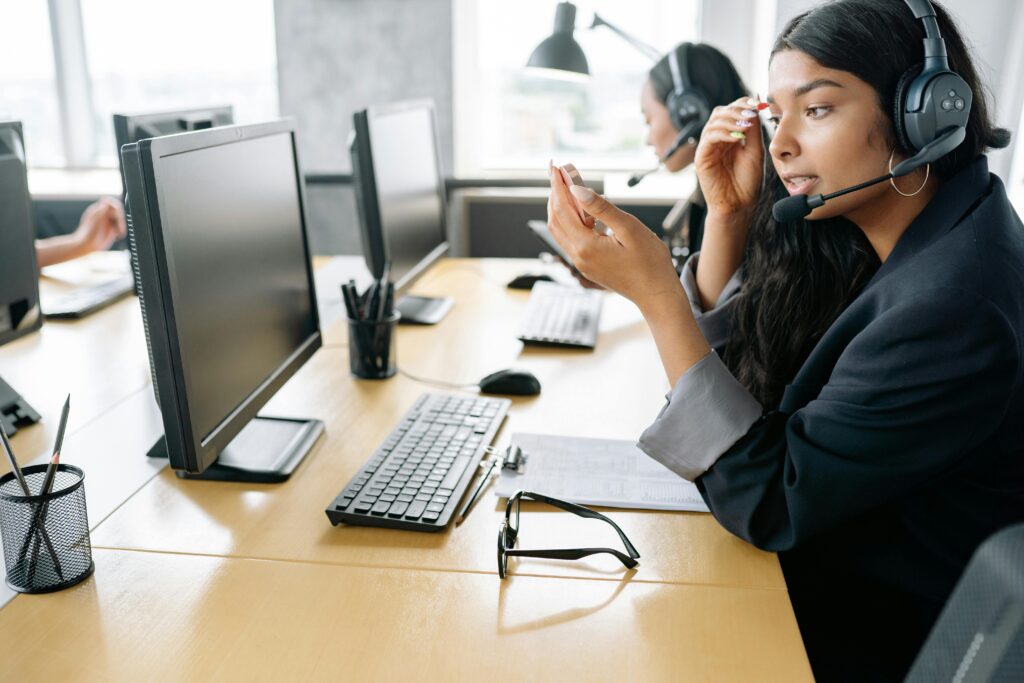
506, 273, 555, 290
478, 369, 542, 396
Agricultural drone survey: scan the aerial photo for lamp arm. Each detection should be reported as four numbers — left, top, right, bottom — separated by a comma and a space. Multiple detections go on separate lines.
589, 13, 661, 62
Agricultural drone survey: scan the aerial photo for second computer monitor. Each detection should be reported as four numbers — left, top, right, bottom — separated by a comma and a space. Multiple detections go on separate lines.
113, 106, 233, 198
121, 120, 323, 483
350, 100, 452, 324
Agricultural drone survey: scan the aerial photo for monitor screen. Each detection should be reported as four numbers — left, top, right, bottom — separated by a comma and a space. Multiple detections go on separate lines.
365, 102, 448, 291
156, 131, 316, 443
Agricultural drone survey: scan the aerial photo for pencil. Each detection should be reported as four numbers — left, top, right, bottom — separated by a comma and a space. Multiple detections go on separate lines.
0, 419, 30, 495
455, 458, 499, 526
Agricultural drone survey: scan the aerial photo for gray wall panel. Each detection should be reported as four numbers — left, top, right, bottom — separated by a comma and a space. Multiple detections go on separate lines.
274, 0, 454, 176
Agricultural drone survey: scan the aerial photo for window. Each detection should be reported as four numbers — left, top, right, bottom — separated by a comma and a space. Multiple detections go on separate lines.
0, 1, 63, 167
0, 0, 278, 170
453, 0, 700, 176
81, 0, 279, 168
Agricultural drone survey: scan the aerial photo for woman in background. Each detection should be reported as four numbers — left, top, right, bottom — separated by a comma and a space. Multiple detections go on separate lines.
639, 42, 747, 255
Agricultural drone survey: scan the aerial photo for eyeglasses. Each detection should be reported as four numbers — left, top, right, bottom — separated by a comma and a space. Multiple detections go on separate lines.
497, 490, 640, 579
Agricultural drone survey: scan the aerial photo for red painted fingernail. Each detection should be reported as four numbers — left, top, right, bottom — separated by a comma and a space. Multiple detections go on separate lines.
756, 102, 770, 111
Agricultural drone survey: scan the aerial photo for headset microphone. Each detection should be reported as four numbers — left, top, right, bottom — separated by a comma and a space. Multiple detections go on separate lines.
628, 129, 691, 188
771, 125, 965, 222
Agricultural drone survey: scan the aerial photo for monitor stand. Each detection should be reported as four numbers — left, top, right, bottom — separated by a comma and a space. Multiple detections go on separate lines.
397, 295, 454, 325
0, 374, 41, 437
147, 415, 324, 483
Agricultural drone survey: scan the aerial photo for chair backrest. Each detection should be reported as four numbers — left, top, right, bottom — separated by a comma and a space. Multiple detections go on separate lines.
905, 523, 1024, 682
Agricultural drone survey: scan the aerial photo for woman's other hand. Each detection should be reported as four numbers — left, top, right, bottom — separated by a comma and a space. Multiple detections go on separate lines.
694, 96, 765, 219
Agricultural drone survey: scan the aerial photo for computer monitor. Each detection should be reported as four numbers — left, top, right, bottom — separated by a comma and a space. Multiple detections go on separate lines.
0, 121, 43, 347
121, 119, 324, 483
113, 106, 233, 200
0, 122, 44, 434
349, 100, 452, 324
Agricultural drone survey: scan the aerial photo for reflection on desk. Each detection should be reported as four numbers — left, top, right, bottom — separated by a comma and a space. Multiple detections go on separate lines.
0, 549, 811, 681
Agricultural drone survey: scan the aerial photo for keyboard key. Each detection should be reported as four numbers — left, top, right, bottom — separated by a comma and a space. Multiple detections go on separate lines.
388, 502, 409, 518
425, 502, 445, 513
405, 501, 428, 519
371, 501, 391, 515
440, 457, 471, 490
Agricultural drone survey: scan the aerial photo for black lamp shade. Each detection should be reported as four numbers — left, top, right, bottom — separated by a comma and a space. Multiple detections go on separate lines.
526, 2, 589, 77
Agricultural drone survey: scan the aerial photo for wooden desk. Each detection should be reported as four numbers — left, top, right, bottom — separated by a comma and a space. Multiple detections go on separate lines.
0, 258, 810, 680
0, 296, 150, 463
0, 549, 811, 682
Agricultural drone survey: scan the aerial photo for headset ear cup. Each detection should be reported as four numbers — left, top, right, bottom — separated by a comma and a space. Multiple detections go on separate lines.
893, 64, 922, 153
669, 92, 711, 139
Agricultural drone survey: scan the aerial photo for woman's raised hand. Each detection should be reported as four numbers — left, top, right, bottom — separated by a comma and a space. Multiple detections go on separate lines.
694, 96, 766, 218
546, 162, 682, 313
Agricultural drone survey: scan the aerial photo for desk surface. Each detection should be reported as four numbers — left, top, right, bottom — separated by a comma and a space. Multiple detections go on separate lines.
0, 257, 809, 680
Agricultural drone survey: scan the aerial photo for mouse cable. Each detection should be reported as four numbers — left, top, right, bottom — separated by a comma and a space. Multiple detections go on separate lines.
398, 367, 480, 391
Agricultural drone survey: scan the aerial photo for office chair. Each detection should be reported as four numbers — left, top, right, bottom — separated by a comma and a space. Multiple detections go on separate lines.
904, 523, 1024, 682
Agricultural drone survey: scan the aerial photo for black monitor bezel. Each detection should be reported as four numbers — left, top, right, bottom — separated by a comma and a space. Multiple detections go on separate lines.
351, 99, 450, 293
122, 119, 321, 474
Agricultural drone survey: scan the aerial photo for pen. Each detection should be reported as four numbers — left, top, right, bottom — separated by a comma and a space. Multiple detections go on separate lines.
341, 282, 359, 320
375, 263, 391, 322
366, 280, 380, 323
455, 457, 499, 526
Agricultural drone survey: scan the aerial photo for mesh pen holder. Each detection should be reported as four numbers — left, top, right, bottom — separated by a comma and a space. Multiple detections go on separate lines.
0, 464, 94, 594
348, 312, 399, 379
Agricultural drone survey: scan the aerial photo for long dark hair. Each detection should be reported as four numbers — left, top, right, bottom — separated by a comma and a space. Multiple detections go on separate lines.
725, 0, 1011, 409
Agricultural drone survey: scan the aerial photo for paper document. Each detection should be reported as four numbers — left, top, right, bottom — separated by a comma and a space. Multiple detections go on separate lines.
494, 433, 709, 512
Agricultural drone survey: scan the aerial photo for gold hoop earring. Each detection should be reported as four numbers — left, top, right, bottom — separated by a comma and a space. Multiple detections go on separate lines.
888, 149, 930, 197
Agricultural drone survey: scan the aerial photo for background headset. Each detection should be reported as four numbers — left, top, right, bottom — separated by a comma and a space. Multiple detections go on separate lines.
773, 0, 973, 221
665, 43, 712, 146
628, 43, 712, 186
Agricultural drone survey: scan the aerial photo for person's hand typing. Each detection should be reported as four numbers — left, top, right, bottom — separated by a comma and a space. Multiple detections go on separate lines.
72, 197, 127, 255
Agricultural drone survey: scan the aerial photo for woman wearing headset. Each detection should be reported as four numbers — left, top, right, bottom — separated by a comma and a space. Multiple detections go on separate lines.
547, 1, 1022, 680
640, 43, 747, 255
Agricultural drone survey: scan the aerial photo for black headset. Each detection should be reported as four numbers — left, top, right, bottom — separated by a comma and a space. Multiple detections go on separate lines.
664, 43, 712, 144
894, 0, 972, 158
